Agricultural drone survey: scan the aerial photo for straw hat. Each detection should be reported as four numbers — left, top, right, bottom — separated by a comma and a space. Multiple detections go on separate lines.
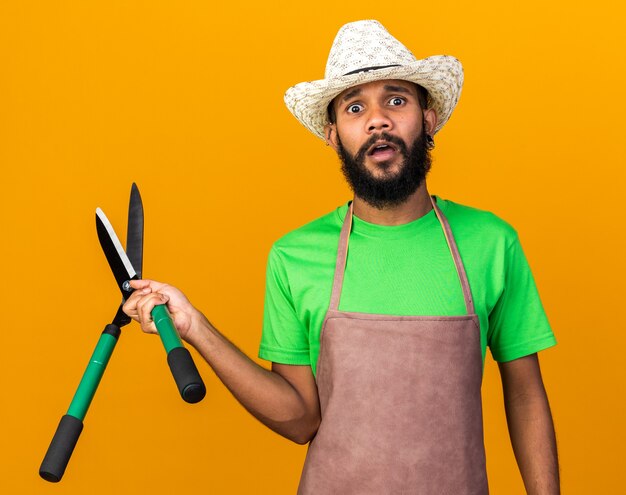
284, 20, 464, 140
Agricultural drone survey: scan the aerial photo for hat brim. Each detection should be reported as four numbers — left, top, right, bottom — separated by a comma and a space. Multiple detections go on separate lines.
284, 55, 463, 140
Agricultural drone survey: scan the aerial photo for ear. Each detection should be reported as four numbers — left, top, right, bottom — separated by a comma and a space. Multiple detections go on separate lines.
423, 108, 438, 136
324, 123, 339, 151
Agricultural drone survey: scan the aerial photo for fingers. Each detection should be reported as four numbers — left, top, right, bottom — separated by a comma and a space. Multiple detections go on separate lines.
123, 279, 187, 336
122, 287, 152, 321
136, 291, 170, 334
129, 279, 152, 290
129, 279, 168, 291
124, 279, 167, 325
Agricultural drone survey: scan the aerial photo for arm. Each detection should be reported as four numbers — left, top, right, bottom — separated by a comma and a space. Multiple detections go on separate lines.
498, 353, 560, 495
124, 279, 321, 445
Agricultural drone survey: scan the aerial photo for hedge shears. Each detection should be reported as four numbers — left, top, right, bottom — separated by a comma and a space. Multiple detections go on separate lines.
40, 183, 206, 482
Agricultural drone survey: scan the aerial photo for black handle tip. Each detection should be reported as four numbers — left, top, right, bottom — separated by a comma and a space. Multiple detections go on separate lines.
182, 383, 206, 404
39, 415, 83, 483
167, 347, 206, 403
40, 471, 62, 483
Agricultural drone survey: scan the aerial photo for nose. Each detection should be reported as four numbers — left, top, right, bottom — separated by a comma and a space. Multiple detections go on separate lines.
366, 105, 392, 133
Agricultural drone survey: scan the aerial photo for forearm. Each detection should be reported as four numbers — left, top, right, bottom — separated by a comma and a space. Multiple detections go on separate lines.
503, 385, 560, 494
185, 313, 320, 444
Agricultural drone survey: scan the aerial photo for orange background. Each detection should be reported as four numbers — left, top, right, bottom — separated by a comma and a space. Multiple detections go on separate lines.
1, 1, 624, 493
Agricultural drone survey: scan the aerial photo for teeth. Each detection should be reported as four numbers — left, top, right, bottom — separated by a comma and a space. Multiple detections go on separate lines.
369, 143, 393, 155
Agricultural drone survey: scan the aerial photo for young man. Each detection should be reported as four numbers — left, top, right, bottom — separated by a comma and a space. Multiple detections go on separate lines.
125, 20, 559, 494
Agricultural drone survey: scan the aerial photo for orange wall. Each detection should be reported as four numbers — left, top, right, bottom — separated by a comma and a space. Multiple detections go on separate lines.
1, 1, 624, 493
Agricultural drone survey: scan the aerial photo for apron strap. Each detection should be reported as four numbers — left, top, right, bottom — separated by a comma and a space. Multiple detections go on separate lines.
329, 196, 475, 315
329, 201, 354, 311
430, 196, 476, 315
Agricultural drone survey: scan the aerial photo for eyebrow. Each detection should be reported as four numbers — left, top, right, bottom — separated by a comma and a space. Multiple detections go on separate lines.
340, 84, 413, 103
383, 84, 412, 94
341, 88, 361, 102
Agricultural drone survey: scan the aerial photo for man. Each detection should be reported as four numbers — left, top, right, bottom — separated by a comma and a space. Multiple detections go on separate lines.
125, 20, 559, 494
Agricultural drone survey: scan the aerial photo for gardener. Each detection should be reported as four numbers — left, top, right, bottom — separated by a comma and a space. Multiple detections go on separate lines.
124, 20, 559, 494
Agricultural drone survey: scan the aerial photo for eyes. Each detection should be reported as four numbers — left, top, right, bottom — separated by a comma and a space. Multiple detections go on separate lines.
345, 96, 406, 115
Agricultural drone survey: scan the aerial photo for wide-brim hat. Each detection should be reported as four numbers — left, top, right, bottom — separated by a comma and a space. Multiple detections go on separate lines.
284, 20, 464, 140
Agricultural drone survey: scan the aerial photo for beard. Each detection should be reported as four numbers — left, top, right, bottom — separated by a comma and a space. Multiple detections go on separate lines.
337, 130, 432, 210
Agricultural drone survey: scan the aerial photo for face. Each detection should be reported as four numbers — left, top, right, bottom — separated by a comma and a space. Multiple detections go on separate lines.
326, 79, 437, 209
337, 129, 431, 210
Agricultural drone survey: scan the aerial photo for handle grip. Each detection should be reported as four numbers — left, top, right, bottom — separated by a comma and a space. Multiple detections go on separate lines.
39, 325, 120, 482
39, 415, 83, 483
152, 304, 206, 403
167, 347, 206, 403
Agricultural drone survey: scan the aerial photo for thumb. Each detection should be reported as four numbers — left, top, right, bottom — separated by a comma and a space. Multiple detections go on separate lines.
129, 279, 152, 290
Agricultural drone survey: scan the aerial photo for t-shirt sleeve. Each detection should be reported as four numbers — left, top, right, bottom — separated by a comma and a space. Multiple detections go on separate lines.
258, 245, 311, 365
487, 235, 557, 362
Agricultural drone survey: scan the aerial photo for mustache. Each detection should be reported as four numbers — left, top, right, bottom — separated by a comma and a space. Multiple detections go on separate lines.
354, 132, 408, 162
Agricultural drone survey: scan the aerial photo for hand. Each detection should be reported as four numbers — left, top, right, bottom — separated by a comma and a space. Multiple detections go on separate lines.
123, 279, 200, 343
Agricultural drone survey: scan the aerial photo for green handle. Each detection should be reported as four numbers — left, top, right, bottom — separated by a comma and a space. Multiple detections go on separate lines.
151, 304, 206, 403
151, 304, 183, 353
40, 324, 120, 482
67, 327, 119, 420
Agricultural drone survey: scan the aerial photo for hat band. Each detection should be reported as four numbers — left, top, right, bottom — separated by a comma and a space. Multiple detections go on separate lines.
343, 64, 400, 76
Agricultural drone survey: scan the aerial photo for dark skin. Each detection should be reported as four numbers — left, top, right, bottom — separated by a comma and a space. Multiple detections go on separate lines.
325, 80, 560, 493
499, 354, 560, 494
325, 80, 437, 225
125, 283, 321, 445
124, 79, 559, 493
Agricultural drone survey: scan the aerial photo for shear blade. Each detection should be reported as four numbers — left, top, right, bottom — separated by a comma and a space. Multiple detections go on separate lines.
126, 183, 144, 280
96, 207, 137, 296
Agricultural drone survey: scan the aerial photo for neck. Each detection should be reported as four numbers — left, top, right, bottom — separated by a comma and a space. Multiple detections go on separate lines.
352, 183, 433, 226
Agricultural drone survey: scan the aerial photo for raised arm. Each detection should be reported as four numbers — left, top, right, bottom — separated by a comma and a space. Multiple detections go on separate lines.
498, 353, 560, 494
124, 279, 320, 444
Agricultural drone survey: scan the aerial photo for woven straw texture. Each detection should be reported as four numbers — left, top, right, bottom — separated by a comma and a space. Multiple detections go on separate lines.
284, 20, 464, 139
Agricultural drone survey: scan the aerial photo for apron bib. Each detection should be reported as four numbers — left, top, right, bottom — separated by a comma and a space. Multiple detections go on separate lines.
298, 196, 488, 494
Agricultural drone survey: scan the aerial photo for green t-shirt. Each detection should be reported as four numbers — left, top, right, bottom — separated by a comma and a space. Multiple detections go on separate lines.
258, 197, 556, 376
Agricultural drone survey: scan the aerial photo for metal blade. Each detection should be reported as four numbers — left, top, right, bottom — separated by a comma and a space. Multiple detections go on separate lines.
96, 207, 137, 297
126, 183, 144, 279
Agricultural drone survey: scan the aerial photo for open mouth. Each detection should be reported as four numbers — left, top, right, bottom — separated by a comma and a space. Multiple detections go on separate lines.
368, 141, 397, 155
367, 141, 398, 161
